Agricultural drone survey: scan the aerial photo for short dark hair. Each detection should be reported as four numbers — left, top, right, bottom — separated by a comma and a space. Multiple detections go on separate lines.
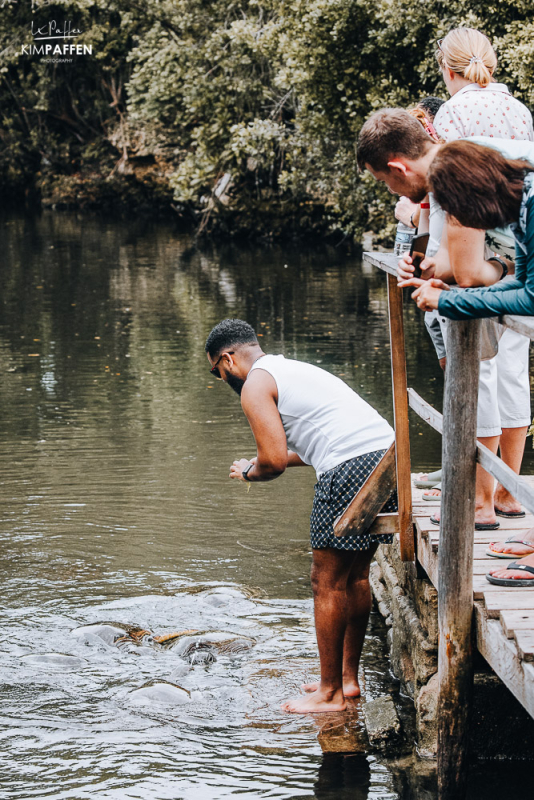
428, 141, 533, 229
357, 108, 436, 172
205, 319, 259, 358
417, 97, 444, 121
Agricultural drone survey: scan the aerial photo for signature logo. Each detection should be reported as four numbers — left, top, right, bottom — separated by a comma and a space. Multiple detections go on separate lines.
21, 19, 93, 59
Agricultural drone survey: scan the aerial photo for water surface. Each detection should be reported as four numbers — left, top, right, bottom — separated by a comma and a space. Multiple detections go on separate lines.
0, 212, 531, 799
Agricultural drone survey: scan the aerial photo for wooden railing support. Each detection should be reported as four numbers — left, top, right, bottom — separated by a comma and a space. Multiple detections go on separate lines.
386, 274, 414, 562
437, 318, 481, 800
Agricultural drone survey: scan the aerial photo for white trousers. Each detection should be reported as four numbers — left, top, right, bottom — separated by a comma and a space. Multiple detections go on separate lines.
438, 319, 530, 438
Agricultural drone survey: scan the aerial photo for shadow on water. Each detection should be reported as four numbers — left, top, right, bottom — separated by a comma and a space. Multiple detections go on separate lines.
0, 211, 532, 799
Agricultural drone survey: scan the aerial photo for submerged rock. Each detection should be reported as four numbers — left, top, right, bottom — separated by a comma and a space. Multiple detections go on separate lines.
129, 680, 191, 706
22, 653, 86, 669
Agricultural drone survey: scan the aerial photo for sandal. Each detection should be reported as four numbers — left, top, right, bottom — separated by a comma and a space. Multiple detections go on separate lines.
486, 561, 534, 587
430, 515, 499, 531
486, 538, 534, 559
414, 469, 442, 489
422, 483, 441, 501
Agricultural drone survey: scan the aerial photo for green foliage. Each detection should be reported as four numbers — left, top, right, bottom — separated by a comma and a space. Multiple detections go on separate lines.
1, 0, 534, 237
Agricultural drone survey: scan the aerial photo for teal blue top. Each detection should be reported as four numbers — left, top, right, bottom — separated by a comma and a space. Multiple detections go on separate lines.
437, 172, 534, 319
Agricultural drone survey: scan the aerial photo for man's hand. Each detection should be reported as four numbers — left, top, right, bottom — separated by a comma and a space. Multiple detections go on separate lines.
397, 254, 436, 282
230, 457, 256, 482
395, 197, 418, 227
398, 277, 450, 311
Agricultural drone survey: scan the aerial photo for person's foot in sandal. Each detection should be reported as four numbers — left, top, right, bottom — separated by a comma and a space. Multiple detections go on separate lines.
430, 508, 499, 531
423, 483, 441, 501
493, 482, 525, 518
414, 469, 442, 489
486, 553, 534, 586
486, 528, 534, 558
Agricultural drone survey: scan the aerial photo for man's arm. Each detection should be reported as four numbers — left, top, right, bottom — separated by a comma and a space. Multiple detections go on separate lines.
230, 369, 289, 482
446, 223, 503, 287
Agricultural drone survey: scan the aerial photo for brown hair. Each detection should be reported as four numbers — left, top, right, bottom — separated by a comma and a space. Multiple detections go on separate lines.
428, 141, 532, 229
436, 28, 496, 88
357, 109, 436, 172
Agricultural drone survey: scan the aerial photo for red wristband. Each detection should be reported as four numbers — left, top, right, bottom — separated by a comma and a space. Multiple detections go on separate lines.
420, 202, 430, 209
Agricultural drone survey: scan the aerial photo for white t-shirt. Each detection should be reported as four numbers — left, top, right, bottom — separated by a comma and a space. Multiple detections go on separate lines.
249, 354, 394, 477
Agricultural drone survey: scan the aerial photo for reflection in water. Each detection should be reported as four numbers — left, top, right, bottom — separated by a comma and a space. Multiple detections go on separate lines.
0, 212, 531, 799
314, 754, 370, 799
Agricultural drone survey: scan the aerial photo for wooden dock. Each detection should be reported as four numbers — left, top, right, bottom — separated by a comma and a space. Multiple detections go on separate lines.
364, 250, 534, 796
413, 481, 534, 717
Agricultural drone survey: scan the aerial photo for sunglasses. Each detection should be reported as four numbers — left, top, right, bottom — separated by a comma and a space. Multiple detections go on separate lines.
210, 351, 234, 379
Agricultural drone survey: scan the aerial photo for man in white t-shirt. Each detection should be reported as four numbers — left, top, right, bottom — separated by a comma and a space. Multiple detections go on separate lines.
205, 318, 396, 714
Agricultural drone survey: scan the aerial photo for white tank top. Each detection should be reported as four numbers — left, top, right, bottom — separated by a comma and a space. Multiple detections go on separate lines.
249, 355, 394, 477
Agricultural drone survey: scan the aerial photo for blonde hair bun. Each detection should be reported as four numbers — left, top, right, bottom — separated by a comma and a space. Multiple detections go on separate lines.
438, 28, 497, 88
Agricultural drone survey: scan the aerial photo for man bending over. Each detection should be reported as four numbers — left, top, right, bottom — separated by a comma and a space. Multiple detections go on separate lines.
205, 319, 396, 713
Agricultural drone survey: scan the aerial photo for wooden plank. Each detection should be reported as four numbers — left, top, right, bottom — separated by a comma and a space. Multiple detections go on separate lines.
475, 605, 534, 719
500, 609, 534, 638
482, 591, 534, 619
437, 317, 480, 799
367, 512, 399, 535
363, 251, 398, 277
408, 388, 443, 434
387, 273, 414, 562
334, 443, 396, 537
514, 630, 534, 662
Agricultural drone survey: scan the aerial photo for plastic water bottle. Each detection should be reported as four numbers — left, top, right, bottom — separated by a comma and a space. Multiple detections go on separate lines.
394, 222, 416, 256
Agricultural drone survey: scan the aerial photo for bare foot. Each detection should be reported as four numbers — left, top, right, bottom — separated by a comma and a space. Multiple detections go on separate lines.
494, 484, 523, 516
281, 687, 347, 714
301, 680, 361, 697
423, 486, 441, 499
488, 552, 534, 580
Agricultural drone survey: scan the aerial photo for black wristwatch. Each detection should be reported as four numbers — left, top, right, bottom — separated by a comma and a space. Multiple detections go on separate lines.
242, 463, 254, 482
488, 256, 508, 279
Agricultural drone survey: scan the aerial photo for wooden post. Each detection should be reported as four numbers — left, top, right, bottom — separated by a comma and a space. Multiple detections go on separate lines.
437, 318, 480, 799
386, 274, 414, 562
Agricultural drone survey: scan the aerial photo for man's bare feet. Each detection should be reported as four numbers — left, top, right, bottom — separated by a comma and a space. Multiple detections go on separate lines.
281, 686, 347, 714
494, 483, 524, 516
301, 679, 361, 698
488, 552, 534, 580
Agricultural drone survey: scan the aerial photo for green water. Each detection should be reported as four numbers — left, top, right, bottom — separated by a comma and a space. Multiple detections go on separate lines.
0, 212, 531, 799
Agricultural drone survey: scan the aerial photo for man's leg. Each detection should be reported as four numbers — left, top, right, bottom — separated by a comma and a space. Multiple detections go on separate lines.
342, 543, 378, 697
282, 547, 355, 713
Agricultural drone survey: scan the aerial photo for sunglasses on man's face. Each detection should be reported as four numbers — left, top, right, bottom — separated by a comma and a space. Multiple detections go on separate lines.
210, 351, 234, 379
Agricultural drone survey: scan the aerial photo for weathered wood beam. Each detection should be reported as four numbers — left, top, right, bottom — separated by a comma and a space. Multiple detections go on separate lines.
500, 314, 534, 340
437, 318, 480, 799
334, 443, 396, 537
387, 273, 414, 562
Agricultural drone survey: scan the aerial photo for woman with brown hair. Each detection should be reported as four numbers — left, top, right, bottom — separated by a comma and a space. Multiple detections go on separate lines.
408, 139, 534, 320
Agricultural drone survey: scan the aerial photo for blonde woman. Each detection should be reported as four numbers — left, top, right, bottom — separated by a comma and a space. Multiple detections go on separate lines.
434, 28, 533, 140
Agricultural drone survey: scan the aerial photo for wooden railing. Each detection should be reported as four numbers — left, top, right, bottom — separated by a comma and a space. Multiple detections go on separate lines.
364, 250, 534, 800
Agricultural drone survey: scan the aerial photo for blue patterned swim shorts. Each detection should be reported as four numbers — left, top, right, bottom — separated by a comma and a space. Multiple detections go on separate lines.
310, 449, 398, 551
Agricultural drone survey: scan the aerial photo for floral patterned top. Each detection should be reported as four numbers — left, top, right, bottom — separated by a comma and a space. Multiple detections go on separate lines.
434, 83, 533, 142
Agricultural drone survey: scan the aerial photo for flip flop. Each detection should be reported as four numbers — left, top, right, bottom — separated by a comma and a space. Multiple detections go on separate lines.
486, 538, 534, 559
414, 470, 442, 489
422, 483, 441, 501
430, 515, 500, 531
486, 561, 534, 587
494, 508, 526, 519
